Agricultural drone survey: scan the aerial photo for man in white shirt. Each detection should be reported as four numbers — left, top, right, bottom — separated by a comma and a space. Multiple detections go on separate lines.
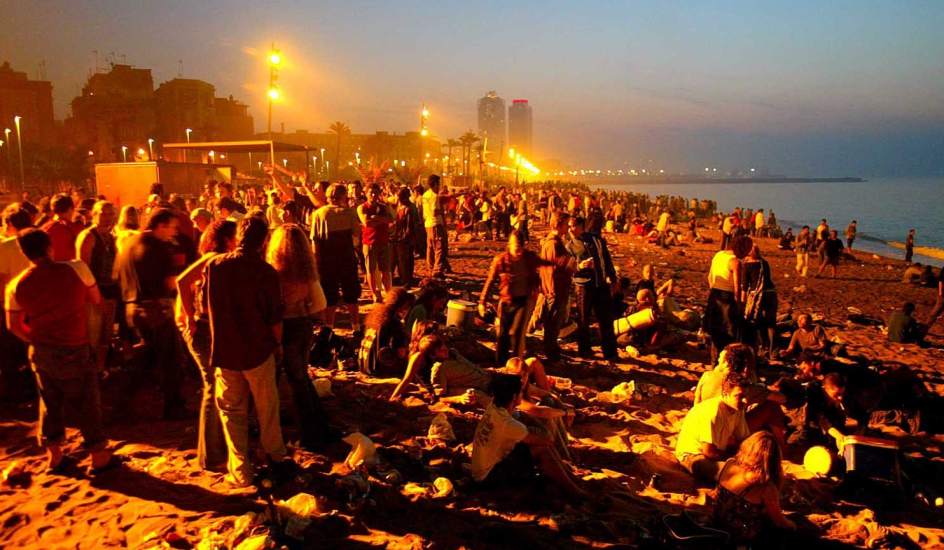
676, 372, 750, 483
471, 374, 586, 499
422, 175, 448, 277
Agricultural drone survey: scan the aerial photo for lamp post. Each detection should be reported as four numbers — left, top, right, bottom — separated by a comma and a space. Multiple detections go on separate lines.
13, 116, 24, 191
121, 146, 128, 162
3, 129, 11, 180
185, 128, 192, 143
267, 44, 282, 167
147, 138, 155, 161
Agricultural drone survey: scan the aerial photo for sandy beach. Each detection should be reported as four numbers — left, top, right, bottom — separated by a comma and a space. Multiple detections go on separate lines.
1, 216, 942, 549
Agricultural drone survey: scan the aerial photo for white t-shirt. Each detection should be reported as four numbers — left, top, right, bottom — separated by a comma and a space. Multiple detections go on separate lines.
675, 396, 750, 462
422, 189, 442, 228
708, 250, 736, 292
471, 403, 529, 481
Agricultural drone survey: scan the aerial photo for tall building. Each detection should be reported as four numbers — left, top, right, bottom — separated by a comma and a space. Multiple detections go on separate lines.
154, 78, 216, 143
66, 64, 156, 161
213, 96, 254, 140
0, 61, 56, 146
477, 91, 505, 158
508, 99, 532, 157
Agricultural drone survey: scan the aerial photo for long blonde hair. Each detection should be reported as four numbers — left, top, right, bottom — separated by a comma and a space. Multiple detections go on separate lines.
733, 431, 783, 488
266, 223, 318, 284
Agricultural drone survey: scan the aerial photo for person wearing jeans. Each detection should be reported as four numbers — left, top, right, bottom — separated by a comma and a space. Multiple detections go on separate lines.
566, 215, 619, 361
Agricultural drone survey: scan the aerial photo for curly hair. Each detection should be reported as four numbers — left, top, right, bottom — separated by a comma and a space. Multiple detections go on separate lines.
733, 431, 784, 488
198, 219, 238, 255
266, 223, 318, 284
365, 287, 415, 331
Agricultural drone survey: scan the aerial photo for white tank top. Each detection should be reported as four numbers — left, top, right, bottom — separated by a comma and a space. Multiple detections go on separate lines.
709, 250, 736, 292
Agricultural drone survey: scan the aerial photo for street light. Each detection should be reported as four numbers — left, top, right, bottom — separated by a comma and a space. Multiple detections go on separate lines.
267, 43, 282, 166
147, 138, 155, 160
13, 116, 24, 190
136, 147, 146, 160
185, 128, 192, 143
121, 145, 128, 162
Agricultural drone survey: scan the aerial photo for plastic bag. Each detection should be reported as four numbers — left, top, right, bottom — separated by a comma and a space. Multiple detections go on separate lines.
343, 432, 378, 468
427, 413, 456, 443
278, 493, 319, 540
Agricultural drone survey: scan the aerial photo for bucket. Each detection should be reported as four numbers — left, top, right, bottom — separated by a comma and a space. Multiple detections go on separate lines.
446, 300, 477, 329
614, 308, 656, 336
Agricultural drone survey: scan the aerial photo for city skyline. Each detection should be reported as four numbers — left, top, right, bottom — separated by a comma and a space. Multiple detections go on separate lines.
2, 1, 943, 176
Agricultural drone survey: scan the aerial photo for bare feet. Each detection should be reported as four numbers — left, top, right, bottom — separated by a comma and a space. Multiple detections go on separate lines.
46, 444, 64, 472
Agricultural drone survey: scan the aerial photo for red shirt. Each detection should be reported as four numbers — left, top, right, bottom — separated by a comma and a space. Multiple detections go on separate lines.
41, 218, 83, 261
5, 260, 96, 346
359, 202, 392, 247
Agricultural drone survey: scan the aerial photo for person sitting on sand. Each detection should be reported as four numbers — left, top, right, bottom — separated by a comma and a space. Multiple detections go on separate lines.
504, 357, 574, 460
470, 373, 587, 500
927, 276, 944, 330
404, 279, 447, 336
782, 314, 844, 357
675, 372, 751, 483
713, 431, 796, 543
886, 302, 923, 344
901, 263, 924, 284
389, 334, 489, 405
694, 343, 789, 446
815, 229, 844, 278
358, 287, 415, 377
778, 228, 794, 251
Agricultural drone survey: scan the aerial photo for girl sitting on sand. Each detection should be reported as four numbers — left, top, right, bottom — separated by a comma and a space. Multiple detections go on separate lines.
503, 357, 575, 460
358, 287, 415, 376
713, 431, 796, 543
389, 334, 490, 405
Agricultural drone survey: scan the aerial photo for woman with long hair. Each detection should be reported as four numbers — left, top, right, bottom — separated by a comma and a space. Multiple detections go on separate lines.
713, 431, 795, 542
358, 287, 415, 376
266, 223, 334, 449
742, 244, 778, 359
389, 334, 490, 405
404, 279, 448, 335
176, 219, 237, 471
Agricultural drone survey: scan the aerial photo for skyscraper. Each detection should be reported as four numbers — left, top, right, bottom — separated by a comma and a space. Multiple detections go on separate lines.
477, 91, 505, 158
508, 99, 532, 157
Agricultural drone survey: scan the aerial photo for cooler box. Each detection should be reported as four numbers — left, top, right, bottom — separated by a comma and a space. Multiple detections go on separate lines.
613, 308, 656, 336
843, 435, 900, 486
446, 300, 477, 329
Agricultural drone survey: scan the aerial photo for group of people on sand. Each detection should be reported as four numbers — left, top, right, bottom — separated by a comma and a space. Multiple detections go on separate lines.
1, 171, 940, 546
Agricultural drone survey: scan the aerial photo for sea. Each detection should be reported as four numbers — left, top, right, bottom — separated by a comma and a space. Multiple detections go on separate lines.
595, 177, 943, 267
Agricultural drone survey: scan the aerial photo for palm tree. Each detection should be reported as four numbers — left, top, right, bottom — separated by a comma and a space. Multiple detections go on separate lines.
328, 121, 351, 178
458, 131, 479, 177
445, 139, 460, 175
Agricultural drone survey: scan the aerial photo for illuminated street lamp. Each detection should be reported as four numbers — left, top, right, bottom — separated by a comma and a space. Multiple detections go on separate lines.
147, 138, 155, 160
3, 129, 11, 176
282, 158, 288, 167
267, 43, 282, 166
185, 128, 192, 143
136, 147, 146, 160
13, 116, 24, 190
208, 150, 215, 163
121, 145, 128, 162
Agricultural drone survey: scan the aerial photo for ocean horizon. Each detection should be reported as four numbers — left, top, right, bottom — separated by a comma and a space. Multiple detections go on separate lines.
595, 177, 944, 267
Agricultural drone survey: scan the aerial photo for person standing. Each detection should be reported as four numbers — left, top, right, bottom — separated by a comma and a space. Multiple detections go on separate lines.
539, 212, 577, 363
704, 236, 752, 362
311, 184, 362, 332
204, 217, 287, 487
794, 225, 811, 278
115, 208, 185, 419
175, 220, 237, 471
845, 220, 857, 250
815, 230, 844, 278
41, 194, 84, 262
479, 233, 551, 363
266, 224, 337, 450
422, 175, 448, 277
358, 183, 394, 302
391, 187, 419, 288
76, 201, 118, 371
0, 204, 33, 401
905, 229, 916, 263
566, 215, 619, 361
4, 229, 113, 472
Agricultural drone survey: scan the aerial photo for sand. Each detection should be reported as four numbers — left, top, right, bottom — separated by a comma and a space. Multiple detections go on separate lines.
1, 218, 943, 549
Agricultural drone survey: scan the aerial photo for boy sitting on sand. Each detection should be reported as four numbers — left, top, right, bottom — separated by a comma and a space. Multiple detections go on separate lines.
782, 314, 845, 357
470, 374, 586, 500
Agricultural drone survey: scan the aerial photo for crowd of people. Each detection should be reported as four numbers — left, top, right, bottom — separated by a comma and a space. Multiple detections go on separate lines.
1, 172, 941, 546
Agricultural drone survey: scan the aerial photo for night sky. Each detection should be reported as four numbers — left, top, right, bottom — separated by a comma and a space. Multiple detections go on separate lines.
3, 0, 943, 176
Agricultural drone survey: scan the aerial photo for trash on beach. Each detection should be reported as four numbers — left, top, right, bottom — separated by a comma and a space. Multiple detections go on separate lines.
548, 375, 573, 390
1, 461, 27, 486
598, 381, 637, 403
343, 432, 378, 468
278, 493, 320, 539
313, 378, 333, 397
432, 477, 454, 498
427, 413, 456, 443
234, 534, 271, 550
792, 285, 807, 293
